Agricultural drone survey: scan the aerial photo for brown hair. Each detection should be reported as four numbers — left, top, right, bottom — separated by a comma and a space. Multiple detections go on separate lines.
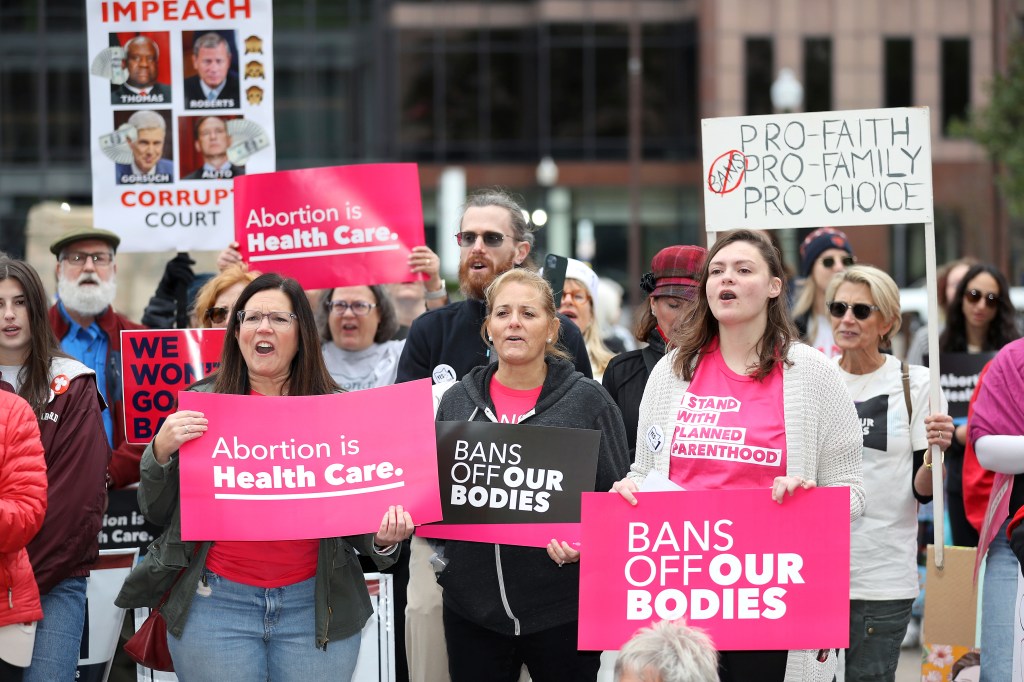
192, 263, 259, 328
319, 285, 399, 345
481, 268, 572, 362
0, 257, 72, 417
672, 230, 796, 381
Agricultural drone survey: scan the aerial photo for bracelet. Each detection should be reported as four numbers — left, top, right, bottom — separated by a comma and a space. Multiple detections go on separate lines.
924, 451, 945, 469
424, 279, 447, 300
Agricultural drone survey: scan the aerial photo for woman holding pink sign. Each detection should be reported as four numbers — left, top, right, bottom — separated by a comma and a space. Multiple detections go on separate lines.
612, 230, 864, 682
115, 273, 414, 681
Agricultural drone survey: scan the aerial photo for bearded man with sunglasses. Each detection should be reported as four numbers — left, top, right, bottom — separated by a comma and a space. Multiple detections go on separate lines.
47, 228, 147, 489
395, 189, 591, 682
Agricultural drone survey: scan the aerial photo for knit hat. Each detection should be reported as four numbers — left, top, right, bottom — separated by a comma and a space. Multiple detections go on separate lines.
641, 245, 707, 300
563, 257, 600, 302
799, 227, 852, 277
49, 227, 121, 256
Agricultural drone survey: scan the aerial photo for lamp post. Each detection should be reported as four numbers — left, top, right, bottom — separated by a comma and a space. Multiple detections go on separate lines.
537, 156, 570, 258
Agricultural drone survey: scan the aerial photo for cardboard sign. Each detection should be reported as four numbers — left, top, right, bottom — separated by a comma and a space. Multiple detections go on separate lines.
924, 352, 996, 420
578, 488, 850, 651
122, 329, 226, 445
86, 1, 276, 252
176, 380, 441, 540
234, 163, 426, 290
416, 421, 601, 547
701, 107, 933, 230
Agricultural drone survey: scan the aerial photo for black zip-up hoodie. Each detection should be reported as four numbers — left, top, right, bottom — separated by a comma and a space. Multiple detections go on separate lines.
434, 357, 629, 637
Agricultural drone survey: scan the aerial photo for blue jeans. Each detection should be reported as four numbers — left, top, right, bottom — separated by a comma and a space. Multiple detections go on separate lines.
167, 571, 361, 682
22, 576, 88, 682
845, 598, 914, 682
980, 518, 1017, 682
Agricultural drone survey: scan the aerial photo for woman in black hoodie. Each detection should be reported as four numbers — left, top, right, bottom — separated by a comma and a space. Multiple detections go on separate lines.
435, 268, 629, 682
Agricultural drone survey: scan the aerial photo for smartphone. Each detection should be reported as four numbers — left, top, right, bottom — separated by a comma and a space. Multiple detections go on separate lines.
541, 253, 568, 308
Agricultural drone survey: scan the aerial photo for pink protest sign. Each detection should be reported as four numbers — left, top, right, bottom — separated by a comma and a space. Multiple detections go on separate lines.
176, 379, 441, 540
234, 163, 425, 290
578, 487, 850, 651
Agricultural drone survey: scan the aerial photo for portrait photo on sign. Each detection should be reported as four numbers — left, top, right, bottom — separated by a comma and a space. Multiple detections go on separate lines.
108, 31, 172, 105
179, 115, 247, 180
110, 109, 174, 185
182, 30, 241, 111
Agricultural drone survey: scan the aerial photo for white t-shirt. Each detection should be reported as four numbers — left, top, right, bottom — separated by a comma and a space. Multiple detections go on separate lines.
811, 313, 841, 359
837, 354, 942, 600
321, 339, 405, 391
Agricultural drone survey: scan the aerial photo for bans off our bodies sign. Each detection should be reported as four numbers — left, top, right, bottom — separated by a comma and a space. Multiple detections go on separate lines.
578, 488, 850, 651
177, 380, 441, 540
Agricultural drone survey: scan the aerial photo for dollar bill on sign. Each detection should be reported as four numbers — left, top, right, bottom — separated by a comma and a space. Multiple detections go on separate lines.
90, 46, 127, 85
226, 119, 270, 166
99, 124, 137, 165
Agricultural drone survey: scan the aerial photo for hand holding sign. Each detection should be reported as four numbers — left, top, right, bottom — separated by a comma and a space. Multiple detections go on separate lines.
611, 477, 641, 506
374, 505, 414, 549
770, 475, 816, 504
154, 409, 209, 465
546, 539, 580, 567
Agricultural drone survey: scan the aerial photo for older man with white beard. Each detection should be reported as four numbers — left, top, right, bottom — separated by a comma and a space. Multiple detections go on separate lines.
48, 228, 146, 489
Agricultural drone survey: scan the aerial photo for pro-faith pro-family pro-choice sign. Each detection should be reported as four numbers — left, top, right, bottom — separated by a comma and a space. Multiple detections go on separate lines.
702, 107, 933, 230
578, 488, 850, 651
176, 380, 441, 540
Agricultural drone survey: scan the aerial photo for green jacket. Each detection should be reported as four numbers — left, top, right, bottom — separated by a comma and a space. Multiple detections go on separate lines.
114, 383, 398, 649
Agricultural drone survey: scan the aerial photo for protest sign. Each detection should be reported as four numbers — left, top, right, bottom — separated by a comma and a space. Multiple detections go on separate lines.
77, 549, 138, 682
416, 421, 600, 547
234, 163, 426, 290
122, 329, 226, 444
923, 352, 995, 420
100, 487, 164, 554
578, 488, 850, 651
176, 380, 441, 540
702, 107, 932, 231
86, 0, 276, 252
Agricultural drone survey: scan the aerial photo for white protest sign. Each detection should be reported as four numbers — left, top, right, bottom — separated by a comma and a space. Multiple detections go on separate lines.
86, 0, 276, 252
702, 107, 933, 230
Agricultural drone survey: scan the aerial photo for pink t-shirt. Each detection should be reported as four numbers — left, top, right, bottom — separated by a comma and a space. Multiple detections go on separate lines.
668, 344, 787, 490
490, 376, 542, 424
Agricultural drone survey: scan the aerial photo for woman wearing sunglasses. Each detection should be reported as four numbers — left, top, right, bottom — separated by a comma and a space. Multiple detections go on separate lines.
192, 264, 260, 328
825, 265, 954, 682
792, 227, 856, 358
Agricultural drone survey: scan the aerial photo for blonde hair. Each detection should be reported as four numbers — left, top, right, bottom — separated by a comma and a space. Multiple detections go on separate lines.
824, 264, 902, 346
566, 276, 616, 376
192, 264, 260, 328
482, 268, 572, 362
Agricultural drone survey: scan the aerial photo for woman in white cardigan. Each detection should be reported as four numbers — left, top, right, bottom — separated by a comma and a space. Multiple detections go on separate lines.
612, 229, 864, 682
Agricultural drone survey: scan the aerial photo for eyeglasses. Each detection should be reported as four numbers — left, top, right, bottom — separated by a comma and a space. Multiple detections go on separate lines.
204, 306, 230, 325
325, 300, 377, 316
560, 290, 589, 305
964, 288, 1000, 309
820, 255, 855, 269
455, 231, 509, 248
61, 251, 114, 268
237, 310, 297, 329
827, 301, 880, 320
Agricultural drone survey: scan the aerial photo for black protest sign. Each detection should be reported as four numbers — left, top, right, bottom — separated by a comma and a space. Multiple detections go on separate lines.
431, 421, 600, 526
100, 488, 162, 553
924, 352, 995, 420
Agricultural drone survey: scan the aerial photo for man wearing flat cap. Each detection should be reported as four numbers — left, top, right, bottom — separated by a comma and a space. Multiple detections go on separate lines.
47, 228, 146, 489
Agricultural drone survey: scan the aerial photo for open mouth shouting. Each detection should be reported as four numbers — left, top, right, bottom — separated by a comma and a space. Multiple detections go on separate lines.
255, 340, 275, 356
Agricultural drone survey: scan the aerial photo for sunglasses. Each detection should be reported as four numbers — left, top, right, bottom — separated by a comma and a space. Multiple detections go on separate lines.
204, 306, 230, 325
963, 288, 1000, 309
828, 301, 880, 320
820, 255, 855, 269
455, 231, 508, 248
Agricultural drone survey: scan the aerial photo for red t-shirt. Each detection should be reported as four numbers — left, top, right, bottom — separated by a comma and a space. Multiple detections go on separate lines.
490, 376, 542, 424
668, 344, 787, 490
205, 389, 320, 586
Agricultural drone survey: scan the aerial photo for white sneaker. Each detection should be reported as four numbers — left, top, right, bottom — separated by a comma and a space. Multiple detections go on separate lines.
901, 619, 921, 648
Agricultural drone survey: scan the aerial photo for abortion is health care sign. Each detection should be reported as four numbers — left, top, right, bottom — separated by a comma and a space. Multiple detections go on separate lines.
702, 107, 933, 230
122, 328, 226, 445
176, 379, 441, 540
578, 487, 850, 651
234, 163, 426, 290
86, 0, 276, 252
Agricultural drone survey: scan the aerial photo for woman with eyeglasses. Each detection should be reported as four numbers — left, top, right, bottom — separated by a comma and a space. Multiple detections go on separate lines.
115, 273, 413, 681
825, 265, 954, 682
557, 258, 616, 380
192, 263, 260, 328
0, 258, 109, 681
613, 230, 865, 682
791, 227, 856, 358
318, 286, 406, 391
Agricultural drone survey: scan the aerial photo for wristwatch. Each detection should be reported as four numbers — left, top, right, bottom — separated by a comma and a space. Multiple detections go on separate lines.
424, 279, 447, 300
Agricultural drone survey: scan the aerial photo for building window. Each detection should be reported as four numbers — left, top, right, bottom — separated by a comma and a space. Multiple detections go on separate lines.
745, 38, 774, 116
941, 38, 970, 135
884, 38, 913, 108
803, 38, 831, 112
